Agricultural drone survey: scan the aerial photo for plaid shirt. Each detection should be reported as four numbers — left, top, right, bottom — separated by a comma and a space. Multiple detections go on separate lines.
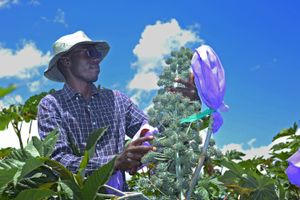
37, 83, 147, 175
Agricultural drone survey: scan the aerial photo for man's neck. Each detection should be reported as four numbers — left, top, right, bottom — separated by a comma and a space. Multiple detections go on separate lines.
66, 80, 93, 99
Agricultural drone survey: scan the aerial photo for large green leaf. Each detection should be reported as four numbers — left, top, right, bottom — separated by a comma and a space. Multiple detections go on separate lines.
6, 148, 31, 162
220, 160, 244, 179
0, 112, 12, 130
272, 123, 298, 142
0, 148, 15, 159
43, 158, 74, 180
247, 175, 278, 200
77, 150, 89, 179
18, 157, 45, 181
32, 129, 58, 157
0, 85, 16, 98
81, 157, 116, 200
86, 127, 107, 159
14, 188, 55, 200
0, 158, 24, 170
61, 179, 82, 200
76, 127, 107, 178
0, 168, 18, 189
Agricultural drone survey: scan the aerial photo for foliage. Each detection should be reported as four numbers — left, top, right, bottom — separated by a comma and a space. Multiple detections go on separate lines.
0, 127, 120, 200
0, 84, 16, 99
0, 90, 54, 149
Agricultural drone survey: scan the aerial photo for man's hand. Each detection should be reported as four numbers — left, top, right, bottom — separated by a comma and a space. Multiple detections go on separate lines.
115, 135, 155, 175
167, 73, 199, 101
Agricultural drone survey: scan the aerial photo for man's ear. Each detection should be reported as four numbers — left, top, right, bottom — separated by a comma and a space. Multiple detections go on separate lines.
60, 56, 71, 67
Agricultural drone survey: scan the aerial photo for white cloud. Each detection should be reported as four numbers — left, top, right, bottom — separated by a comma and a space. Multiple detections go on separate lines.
54, 8, 67, 27
220, 132, 299, 160
0, 42, 50, 79
131, 19, 201, 73
0, 120, 39, 149
221, 143, 271, 160
128, 72, 159, 91
42, 8, 68, 27
29, 0, 40, 6
127, 19, 202, 104
0, 94, 23, 109
27, 80, 41, 92
0, 0, 18, 8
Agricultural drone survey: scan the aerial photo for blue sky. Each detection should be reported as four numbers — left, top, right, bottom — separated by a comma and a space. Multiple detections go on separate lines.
0, 0, 299, 154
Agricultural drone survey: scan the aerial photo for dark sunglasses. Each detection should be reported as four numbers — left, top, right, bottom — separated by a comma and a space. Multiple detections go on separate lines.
71, 46, 101, 59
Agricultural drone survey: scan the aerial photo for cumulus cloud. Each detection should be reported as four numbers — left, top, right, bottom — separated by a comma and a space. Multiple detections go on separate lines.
0, 94, 23, 110
127, 72, 159, 91
0, 42, 50, 79
26, 76, 50, 93
0, 0, 18, 8
42, 8, 68, 27
29, 0, 40, 6
220, 130, 300, 160
27, 80, 41, 92
127, 19, 202, 104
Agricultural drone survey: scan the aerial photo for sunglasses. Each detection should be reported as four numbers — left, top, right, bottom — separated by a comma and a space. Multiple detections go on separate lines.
70, 46, 101, 59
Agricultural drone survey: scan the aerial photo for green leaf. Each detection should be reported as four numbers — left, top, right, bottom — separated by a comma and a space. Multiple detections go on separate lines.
194, 187, 209, 200
0, 112, 12, 130
220, 160, 245, 179
0, 147, 15, 159
77, 150, 89, 178
76, 128, 107, 179
0, 85, 16, 98
18, 157, 45, 181
43, 158, 74, 180
32, 129, 58, 157
86, 127, 107, 159
81, 157, 116, 200
272, 125, 297, 142
248, 176, 278, 200
0, 158, 24, 170
61, 179, 82, 200
14, 188, 55, 200
225, 150, 245, 161
0, 168, 18, 189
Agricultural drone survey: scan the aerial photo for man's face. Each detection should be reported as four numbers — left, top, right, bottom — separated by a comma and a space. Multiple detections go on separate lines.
67, 44, 101, 83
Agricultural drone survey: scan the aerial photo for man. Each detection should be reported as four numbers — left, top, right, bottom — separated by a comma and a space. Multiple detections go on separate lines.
38, 30, 198, 193
38, 31, 155, 193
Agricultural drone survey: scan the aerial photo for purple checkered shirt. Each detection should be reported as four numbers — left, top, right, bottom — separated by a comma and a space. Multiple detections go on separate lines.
37, 83, 147, 190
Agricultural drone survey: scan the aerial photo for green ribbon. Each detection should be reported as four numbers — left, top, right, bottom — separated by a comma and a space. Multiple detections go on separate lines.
180, 108, 215, 124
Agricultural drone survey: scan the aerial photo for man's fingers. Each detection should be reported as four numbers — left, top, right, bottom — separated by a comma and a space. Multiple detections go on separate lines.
126, 152, 143, 160
128, 145, 154, 154
131, 135, 154, 146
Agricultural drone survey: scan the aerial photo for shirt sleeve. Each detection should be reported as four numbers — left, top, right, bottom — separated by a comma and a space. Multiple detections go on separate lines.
37, 95, 115, 175
117, 92, 148, 138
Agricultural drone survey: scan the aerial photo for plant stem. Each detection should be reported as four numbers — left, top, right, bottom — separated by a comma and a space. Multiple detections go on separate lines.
27, 120, 33, 144
186, 115, 213, 200
12, 121, 24, 149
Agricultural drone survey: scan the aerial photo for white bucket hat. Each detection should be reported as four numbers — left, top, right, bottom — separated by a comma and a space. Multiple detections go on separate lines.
44, 30, 110, 82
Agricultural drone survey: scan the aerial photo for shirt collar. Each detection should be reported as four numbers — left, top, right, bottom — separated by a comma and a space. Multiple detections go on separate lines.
62, 83, 100, 101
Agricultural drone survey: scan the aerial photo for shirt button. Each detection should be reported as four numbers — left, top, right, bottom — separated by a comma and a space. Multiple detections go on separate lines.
76, 97, 79, 100
92, 122, 96, 125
